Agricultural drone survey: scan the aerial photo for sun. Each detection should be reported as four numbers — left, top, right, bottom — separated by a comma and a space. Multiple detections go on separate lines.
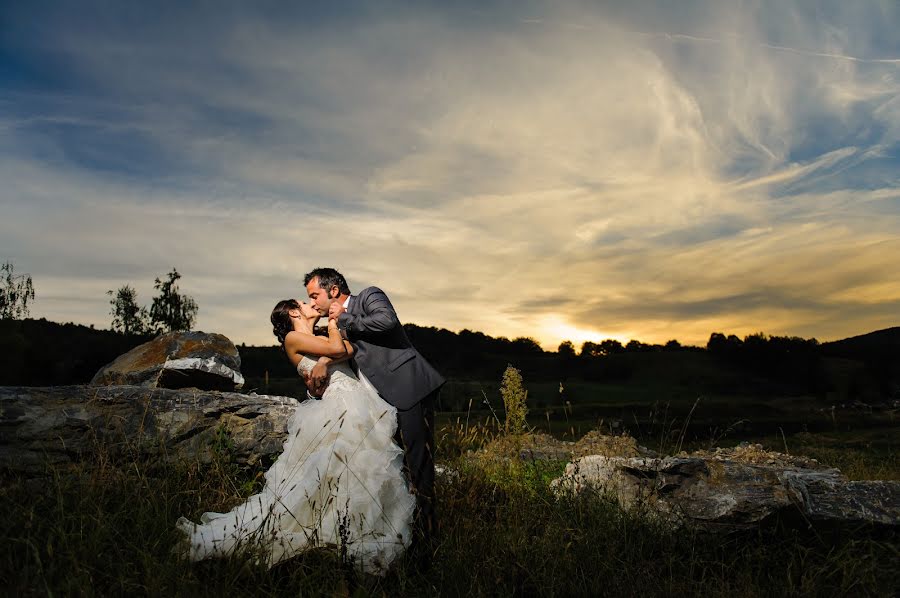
536, 315, 631, 351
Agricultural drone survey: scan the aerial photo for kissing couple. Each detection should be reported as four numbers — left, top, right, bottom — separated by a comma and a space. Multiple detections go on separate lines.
177, 267, 445, 575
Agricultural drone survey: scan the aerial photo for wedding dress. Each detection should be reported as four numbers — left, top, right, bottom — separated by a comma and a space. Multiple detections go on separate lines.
176, 356, 416, 575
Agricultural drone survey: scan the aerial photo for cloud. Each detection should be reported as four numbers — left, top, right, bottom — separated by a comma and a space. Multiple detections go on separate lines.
1, 0, 898, 349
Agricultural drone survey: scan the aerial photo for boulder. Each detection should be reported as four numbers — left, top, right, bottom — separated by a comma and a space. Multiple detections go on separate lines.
552, 443, 899, 529
0, 385, 298, 475
90, 331, 245, 391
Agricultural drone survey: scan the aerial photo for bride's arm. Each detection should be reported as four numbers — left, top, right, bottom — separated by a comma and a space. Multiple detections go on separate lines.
286, 319, 354, 360
329, 319, 356, 357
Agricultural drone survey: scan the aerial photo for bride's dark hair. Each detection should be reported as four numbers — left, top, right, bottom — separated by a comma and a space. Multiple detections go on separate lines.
271, 299, 300, 349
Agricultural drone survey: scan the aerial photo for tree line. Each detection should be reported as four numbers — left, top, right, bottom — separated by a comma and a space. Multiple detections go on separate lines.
3, 259, 896, 401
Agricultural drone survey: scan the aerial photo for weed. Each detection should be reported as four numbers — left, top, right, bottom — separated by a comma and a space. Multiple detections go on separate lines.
500, 364, 528, 435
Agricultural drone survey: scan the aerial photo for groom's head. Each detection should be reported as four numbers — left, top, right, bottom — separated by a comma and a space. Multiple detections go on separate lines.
304, 267, 351, 316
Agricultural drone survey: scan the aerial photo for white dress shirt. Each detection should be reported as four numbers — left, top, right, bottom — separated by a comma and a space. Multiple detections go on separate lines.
342, 295, 378, 393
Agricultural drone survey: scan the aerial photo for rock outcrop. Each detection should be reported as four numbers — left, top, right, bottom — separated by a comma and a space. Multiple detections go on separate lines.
90, 331, 245, 391
552, 443, 899, 529
0, 385, 297, 475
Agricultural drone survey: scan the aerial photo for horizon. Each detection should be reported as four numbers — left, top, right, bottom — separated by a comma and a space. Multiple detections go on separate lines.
11, 313, 896, 352
2, 1, 899, 350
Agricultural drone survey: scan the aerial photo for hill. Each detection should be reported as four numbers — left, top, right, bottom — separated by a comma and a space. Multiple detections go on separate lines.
822, 326, 900, 356
0, 318, 150, 386
821, 327, 900, 400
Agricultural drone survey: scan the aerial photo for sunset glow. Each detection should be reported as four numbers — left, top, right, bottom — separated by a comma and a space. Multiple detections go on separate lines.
2, 1, 898, 347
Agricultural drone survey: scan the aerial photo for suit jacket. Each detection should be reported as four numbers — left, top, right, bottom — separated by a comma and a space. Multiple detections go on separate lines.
337, 286, 444, 410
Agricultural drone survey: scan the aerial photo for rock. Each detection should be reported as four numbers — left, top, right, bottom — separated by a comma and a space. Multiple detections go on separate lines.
0, 385, 298, 476
473, 430, 658, 466
573, 430, 658, 459
552, 444, 900, 530
90, 331, 245, 391
435, 463, 459, 480
475, 432, 574, 465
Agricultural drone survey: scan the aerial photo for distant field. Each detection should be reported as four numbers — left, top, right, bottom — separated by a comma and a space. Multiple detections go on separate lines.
249, 375, 898, 478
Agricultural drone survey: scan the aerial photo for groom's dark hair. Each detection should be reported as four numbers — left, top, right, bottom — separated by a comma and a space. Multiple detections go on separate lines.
304, 267, 351, 295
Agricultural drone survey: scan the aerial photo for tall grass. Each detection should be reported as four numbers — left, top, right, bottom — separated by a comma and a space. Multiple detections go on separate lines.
3, 423, 898, 596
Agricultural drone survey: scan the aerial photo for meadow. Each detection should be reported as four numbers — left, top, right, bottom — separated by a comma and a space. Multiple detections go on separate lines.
3, 321, 898, 595
3, 398, 897, 597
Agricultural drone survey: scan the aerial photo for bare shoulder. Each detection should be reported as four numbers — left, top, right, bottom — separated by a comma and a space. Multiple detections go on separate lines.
282, 331, 305, 363
283, 330, 303, 352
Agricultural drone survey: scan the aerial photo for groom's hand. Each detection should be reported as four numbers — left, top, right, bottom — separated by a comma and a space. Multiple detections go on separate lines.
328, 302, 346, 320
309, 358, 330, 395
301, 373, 315, 396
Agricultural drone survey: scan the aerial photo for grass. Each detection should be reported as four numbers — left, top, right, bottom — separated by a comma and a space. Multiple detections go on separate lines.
747, 428, 900, 481
3, 419, 898, 597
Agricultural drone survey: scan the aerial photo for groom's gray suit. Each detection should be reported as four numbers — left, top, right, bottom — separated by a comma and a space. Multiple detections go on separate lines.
337, 287, 444, 408
336, 286, 444, 547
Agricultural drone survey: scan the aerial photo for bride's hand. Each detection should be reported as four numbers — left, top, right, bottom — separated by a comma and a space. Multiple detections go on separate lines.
327, 317, 338, 328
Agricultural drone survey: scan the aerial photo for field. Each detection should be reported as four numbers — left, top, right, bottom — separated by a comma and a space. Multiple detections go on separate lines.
3, 321, 898, 595
253, 373, 899, 478
3, 384, 898, 597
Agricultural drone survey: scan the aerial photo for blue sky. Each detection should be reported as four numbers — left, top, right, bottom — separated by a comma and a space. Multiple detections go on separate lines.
2, 0, 899, 347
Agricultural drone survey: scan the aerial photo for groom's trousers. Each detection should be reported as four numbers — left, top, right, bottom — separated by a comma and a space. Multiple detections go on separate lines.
395, 388, 439, 549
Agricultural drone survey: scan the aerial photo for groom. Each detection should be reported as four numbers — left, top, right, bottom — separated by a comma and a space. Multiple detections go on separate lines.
303, 267, 445, 560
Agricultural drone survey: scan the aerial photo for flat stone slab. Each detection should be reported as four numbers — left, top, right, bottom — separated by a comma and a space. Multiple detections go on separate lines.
1, 385, 298, 475
552, 446, 900, 530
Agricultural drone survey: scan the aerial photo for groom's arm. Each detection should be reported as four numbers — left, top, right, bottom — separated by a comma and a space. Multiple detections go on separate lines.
336, 287, 400, 339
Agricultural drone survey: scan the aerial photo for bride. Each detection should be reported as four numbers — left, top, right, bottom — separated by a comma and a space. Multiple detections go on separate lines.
176, 299, 416, 575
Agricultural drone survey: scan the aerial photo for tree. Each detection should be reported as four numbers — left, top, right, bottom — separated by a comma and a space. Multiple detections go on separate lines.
707, 332, 743, 357
149, 268, 199, 332
580, 341, 601, 358
598, 339, 625, 356
0, 261, 35, 320
664, 339, 682, 351
511, 336, 543, 354
557, 340, 576, 357
107, 285, 150, 335
626, 339, 652, 353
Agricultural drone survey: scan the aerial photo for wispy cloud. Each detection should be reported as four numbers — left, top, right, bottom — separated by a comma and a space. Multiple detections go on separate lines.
1, 0, 898, 348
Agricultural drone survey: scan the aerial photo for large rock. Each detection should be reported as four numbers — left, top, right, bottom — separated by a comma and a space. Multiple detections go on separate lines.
91, 331, 245, 391
0, 385, 298, 475
553, 443, 900, 529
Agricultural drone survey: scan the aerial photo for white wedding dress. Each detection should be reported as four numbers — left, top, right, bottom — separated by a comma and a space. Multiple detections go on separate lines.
176, 356, 415, 575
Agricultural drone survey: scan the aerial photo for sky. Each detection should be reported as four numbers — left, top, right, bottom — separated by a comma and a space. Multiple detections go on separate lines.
1, 0, 899, 349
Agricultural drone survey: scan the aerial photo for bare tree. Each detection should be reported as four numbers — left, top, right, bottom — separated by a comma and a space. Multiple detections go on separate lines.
0, 261, 35, 320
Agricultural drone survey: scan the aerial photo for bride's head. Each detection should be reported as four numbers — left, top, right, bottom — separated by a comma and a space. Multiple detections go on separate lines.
271, 299, 319, 346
